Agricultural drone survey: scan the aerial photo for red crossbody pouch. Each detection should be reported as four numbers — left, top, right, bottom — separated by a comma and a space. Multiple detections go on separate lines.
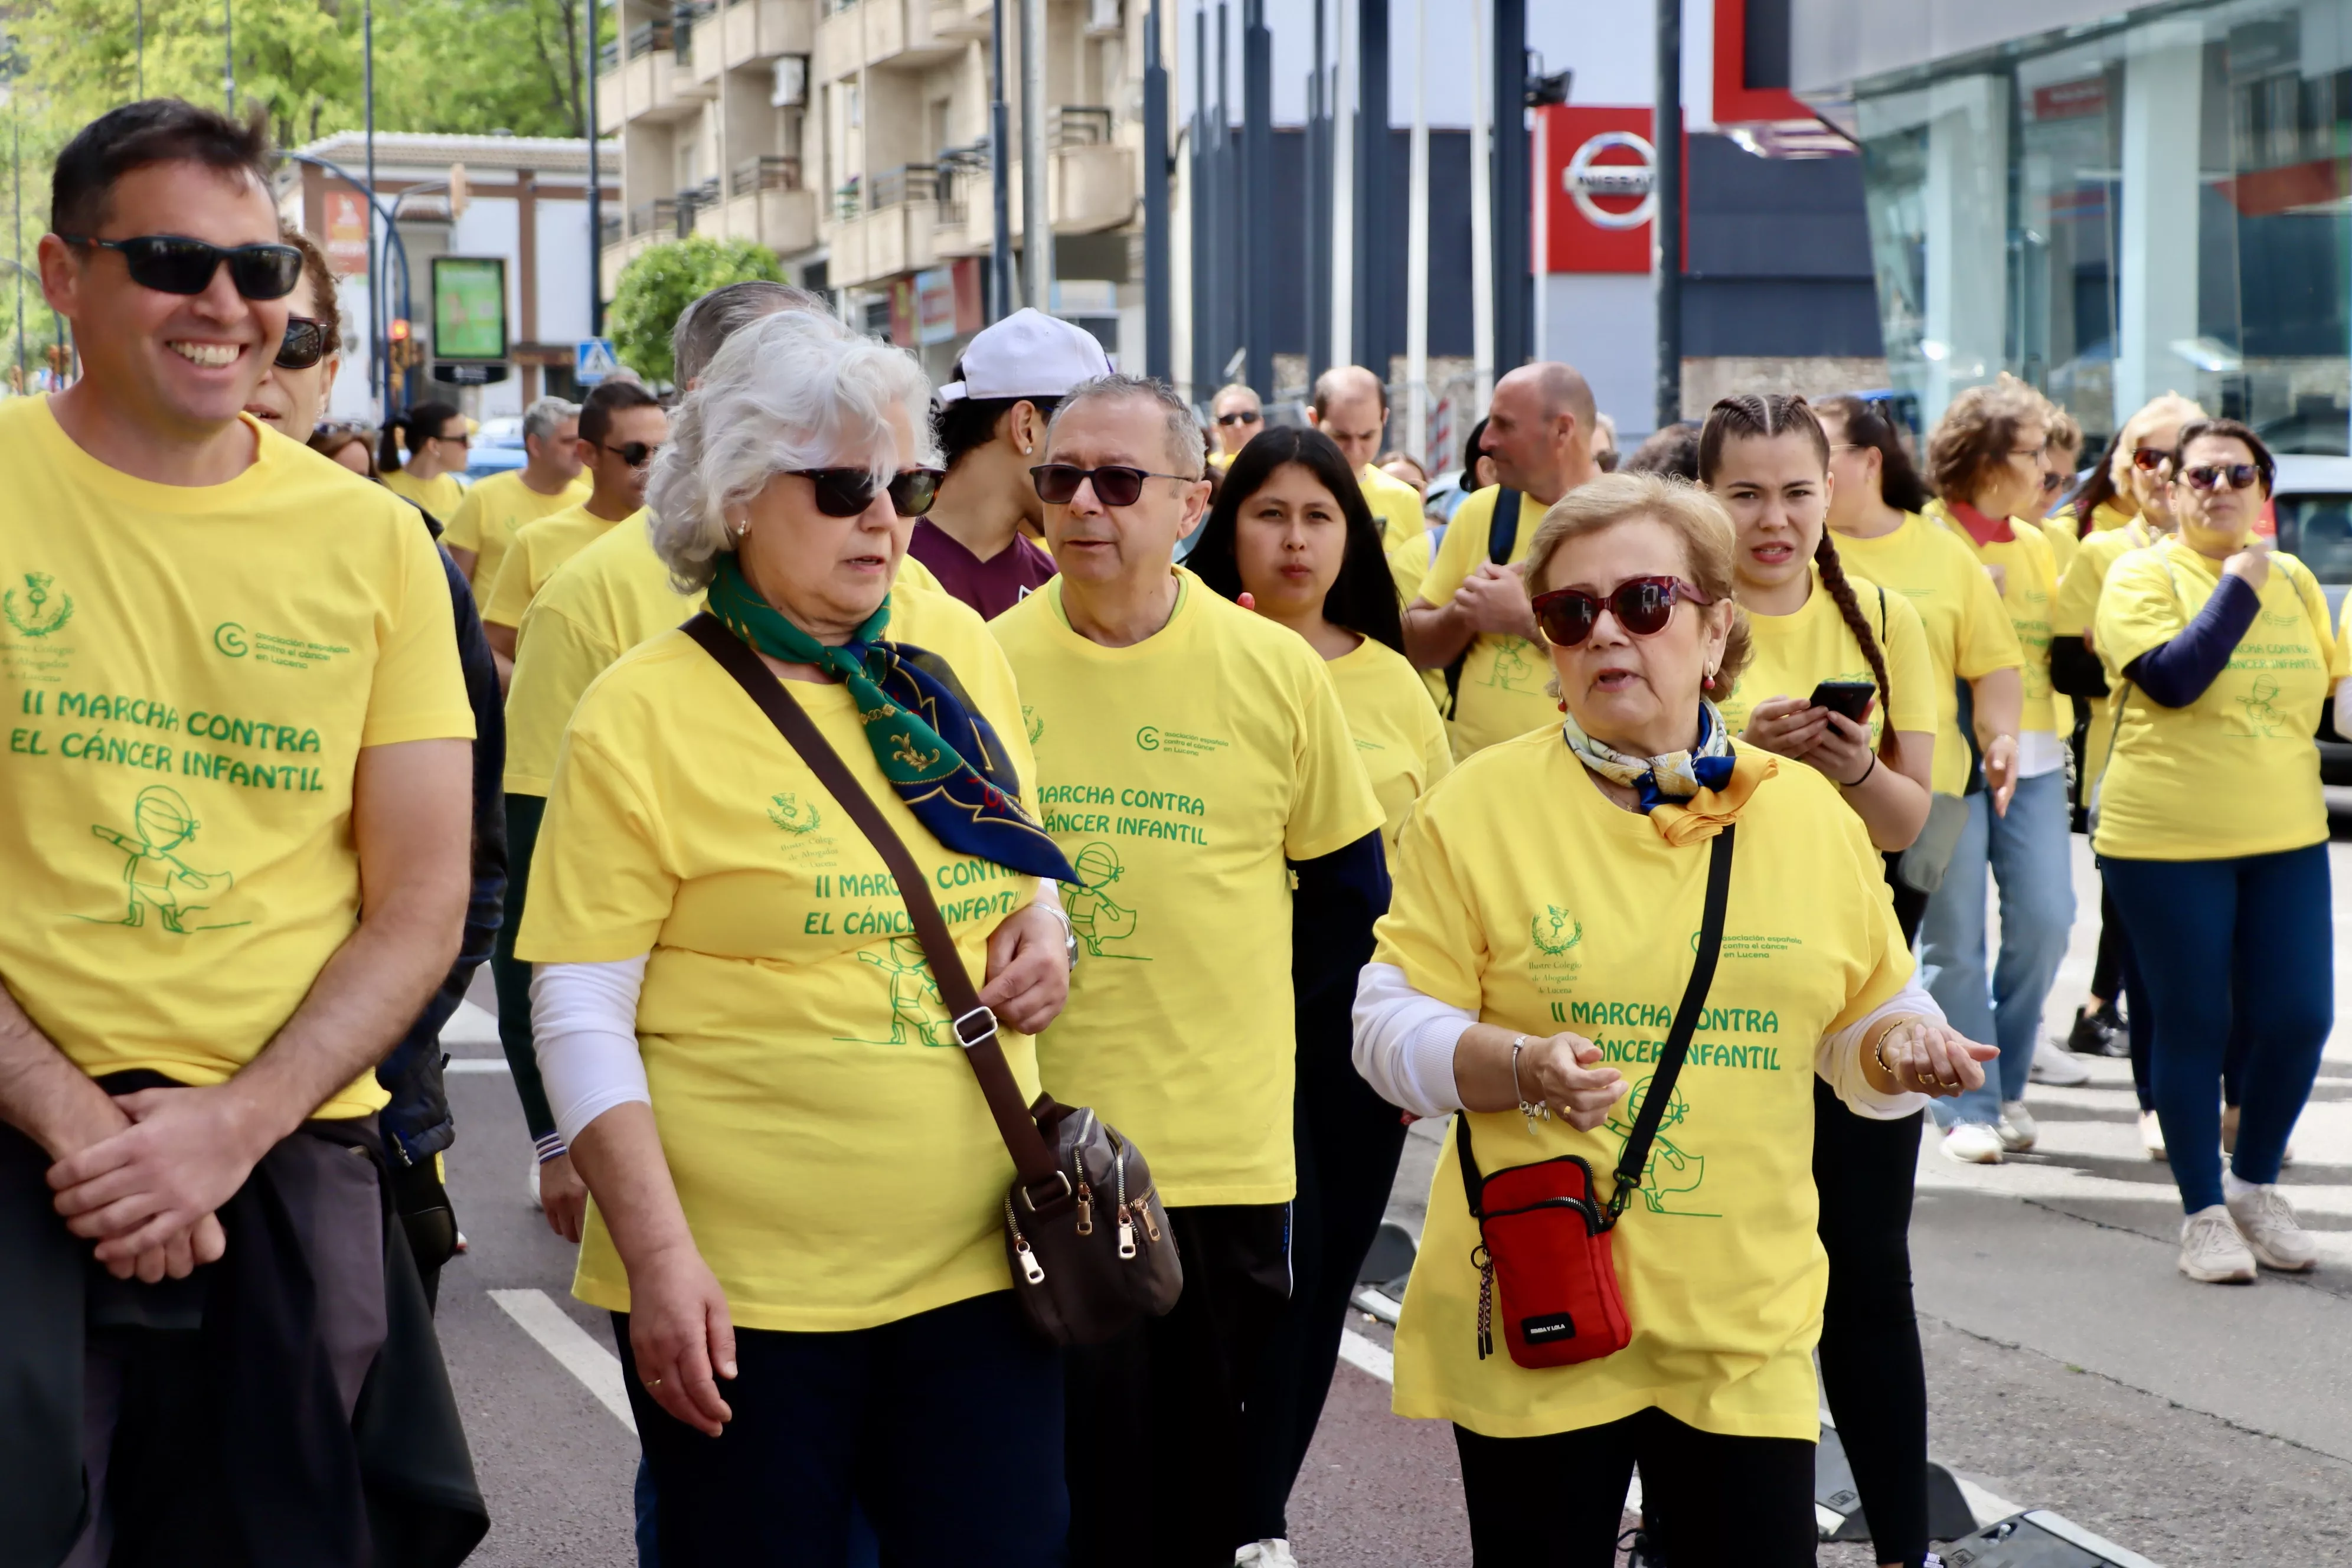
1458, 825, 1735, 1370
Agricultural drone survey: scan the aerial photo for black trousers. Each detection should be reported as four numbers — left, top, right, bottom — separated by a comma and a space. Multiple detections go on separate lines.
489, 791, 560, 1142
1814, 1076, 1929, 1567
1237, 1012, 1412, 1540
1064, 1203, 1291, 1568
619, 1289, 1065, 1567
1454, 1407, 1817, 1566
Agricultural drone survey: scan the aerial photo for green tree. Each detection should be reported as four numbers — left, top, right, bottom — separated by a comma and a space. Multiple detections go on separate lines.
608, 235, 785, 386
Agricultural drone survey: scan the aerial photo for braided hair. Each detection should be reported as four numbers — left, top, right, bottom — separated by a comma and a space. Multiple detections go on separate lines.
1699, 393, 1902, 765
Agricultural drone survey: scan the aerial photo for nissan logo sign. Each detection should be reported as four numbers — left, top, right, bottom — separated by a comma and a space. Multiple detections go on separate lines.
1565, 130, 1658, 230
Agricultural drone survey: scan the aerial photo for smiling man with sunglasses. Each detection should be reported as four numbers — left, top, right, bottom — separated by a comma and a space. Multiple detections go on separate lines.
479, 377, 668, 672
0, 100, 485, 1557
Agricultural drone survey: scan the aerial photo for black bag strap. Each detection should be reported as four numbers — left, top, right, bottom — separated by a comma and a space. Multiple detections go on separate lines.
680, 614, 1067, 1204
1442, 488, 1525, 716
1454, 825, 1736, 1226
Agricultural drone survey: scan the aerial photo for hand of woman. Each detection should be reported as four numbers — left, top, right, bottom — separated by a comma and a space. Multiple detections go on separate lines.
1981, 733, 2019, 817
1874, 1019, 1999, 1099
1520, 1033, 1629, 1131
627, 1242, 737, 1437
2223, 537, 2272, 590
538, 1151, 589, 1244
1741, 696, 1830, 762
980, 900, 1072, 1036
1809, 710, 1878, 787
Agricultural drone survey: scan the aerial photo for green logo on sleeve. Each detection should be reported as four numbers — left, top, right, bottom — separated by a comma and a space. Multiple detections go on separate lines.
80, 785, 247, 933
1067, 841, 1149, 960
4, 573, 73, 638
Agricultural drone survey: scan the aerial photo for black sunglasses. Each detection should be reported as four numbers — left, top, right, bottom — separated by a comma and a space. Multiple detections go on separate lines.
600, 439, 656, 466
792, 467, 945, 517
2181, 462, 2262, 493
1530, 576, 1712, 648
275, 316, 328, 370
1030, 463, 1197, 508
58, 233, 304, 301
1215, 410, 1261, 427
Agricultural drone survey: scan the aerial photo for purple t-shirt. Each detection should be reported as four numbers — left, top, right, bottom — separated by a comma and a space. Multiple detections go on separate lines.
907, 519, 1058, 621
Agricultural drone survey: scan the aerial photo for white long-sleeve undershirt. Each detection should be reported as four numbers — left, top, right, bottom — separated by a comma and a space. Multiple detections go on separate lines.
531, 956, 651, 1147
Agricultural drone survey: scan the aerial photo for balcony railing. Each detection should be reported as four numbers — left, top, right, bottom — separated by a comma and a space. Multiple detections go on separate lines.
935, 141, 989, 228
626, 19, 675, 59
1053, 106, 1114, 148
869, 163, 936, 211
628, 197, 681, 237
672, 1, 714, 64
731, 155, 804, 195
835, 179, 861, 221
600, 211, 624, 248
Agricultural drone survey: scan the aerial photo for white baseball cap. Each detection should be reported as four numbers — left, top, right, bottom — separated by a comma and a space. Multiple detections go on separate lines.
936, 308, 1114, 404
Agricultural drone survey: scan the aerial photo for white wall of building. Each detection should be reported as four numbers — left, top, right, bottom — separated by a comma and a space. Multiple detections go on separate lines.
537, 199, 597, 347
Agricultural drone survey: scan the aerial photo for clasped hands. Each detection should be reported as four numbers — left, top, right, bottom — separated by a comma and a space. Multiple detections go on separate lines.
45, 1083, 272, 1282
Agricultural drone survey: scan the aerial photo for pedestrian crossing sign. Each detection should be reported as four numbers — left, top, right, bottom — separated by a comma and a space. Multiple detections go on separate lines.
575, 338, 619, 385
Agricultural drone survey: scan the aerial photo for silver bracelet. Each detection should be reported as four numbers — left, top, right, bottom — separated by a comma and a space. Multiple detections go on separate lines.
1510, 1034, 1549, 1133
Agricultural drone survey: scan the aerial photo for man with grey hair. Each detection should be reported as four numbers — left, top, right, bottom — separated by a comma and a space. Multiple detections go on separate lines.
1304, 364, 1427, 550
1402, 360, 1603, 757
444, 394, 585, 593
991, 373, 1387, 1568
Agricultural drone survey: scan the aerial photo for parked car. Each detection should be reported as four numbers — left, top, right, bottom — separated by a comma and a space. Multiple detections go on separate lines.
2266, 455, 2352, 782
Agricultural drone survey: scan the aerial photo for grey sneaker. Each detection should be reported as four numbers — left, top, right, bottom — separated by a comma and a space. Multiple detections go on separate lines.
2178, 1206, 2257, 1283
2226, 1184, 2318, 1273
1997, 1100, 2039, 1152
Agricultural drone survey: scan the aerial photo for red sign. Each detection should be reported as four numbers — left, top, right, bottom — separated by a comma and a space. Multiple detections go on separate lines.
2031, 78, 2108, 122
1539, 106, 1676, 275
1711, 0, 1812, 126
324, 190, 370, 276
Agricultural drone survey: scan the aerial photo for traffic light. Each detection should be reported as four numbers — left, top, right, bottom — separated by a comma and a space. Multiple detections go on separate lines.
388, 316, 411, 343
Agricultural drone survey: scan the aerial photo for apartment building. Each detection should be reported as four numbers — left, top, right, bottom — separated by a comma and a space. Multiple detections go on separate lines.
599, 0, 1145, 371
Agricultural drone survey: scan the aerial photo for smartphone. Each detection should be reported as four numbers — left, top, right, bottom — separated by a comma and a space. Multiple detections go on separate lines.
1809, 680, 1877, 723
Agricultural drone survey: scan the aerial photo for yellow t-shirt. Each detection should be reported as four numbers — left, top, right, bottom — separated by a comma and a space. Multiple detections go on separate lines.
1358, 462, 1429, 552
1717, 567, 1938, 753
380, 466, 468, 520
1928, 501, 2059, 738
1387, 528, 1450, 711
1379, 734, 1910, 1440
481, 503, 639, 631
1826, 515, 2024, 795
991, 572, 1384, 1206
503, 516, 704, 797
441, 468, 590, 597
2091, 540, 2346, 862
1420, 485, 1557, 759
2053, 519, 2163, 749
0, 403, 474, 1116
1325, 635, 1453, 858
2037, 520, 2083, 735
2089, 499, 2136, 534
518, 589, 1045, 1332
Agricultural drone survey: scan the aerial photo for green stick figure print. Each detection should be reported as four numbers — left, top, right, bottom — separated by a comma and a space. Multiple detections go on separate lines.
843, 936, 955, 1046
2236, 675, 2286, 738
1479, 636, 1542, 693
83, 786, 246, 933
1602, 1074, 1716, 1217
1066, 841, 1148, 959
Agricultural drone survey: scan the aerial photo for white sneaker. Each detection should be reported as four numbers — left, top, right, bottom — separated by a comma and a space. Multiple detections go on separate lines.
2178, 1206, 2258, 1283
527, 1157, 541, 1206
1941, 1123, 2004, 1164
2140, 1110, 2167, 1161
2030, 1037, 2090, 1086
2226, 1184, 2318, 1273
1997, 1100, 2039, 1152
1236, 1543, 1298, 1568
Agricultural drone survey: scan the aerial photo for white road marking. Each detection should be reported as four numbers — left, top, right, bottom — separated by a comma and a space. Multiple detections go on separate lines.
440, 998, 502, 1048
489, 1287, 636, 1433
1338, 1327, 1394, 1383
445, 1057, 510, 1074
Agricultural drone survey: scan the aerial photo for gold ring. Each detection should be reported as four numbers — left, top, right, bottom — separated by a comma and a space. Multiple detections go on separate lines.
647, 1377, 664, 1389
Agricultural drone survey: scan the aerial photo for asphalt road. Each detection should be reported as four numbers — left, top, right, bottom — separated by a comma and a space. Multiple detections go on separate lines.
430, 825, 2352, 1566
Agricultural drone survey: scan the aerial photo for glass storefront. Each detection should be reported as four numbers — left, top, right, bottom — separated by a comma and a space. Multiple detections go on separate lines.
1851, 0, 2352, 452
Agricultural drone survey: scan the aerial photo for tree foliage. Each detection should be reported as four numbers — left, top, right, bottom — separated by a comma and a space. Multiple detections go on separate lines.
608, 236, 786, 386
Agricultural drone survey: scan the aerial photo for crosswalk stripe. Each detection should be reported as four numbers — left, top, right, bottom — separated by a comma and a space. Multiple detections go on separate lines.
489, 1287, 637, 1433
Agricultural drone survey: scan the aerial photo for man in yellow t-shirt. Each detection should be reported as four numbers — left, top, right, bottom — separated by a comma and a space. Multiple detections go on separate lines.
479, 377, 667, 679
1305, 364, 1427, 549
992, 375, 1384, 1567
442, 395, 588, 594
1208, 381, 1263, 469
1404, 361, 1603, 757
0, 103, 478, 1549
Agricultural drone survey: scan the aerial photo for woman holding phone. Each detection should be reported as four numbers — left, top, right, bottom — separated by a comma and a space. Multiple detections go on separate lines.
1698, 395, 1942, 1568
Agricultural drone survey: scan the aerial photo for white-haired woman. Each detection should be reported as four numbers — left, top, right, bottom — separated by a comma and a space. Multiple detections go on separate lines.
1353, 473, 1994, 1566
517, 309, 1080, 1560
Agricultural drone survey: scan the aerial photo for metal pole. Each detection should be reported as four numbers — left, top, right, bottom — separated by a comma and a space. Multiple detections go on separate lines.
1491, 0, 1528, 373
1188, 7, 1208, 391
1142, 0, 1170, 378
1404, 0, 1428, 460
1654, 0, 1682, 429
136, 0, 144, 96
1305, 0, 1328, 391
1328, 0, 1351, 371
1531, 110, 1547, 364
1241, 0, 1271, 397
223, 0, 234, 113
586, 0, 605, 335
1355, 0, 1388, 385
1468, 0, 1492, 417
366, 0, 384, 418
989, 0, 1012, 320
1019, 0, 1050, 310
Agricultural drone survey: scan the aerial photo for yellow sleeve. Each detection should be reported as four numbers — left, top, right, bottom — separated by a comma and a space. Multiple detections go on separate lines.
361, 518, 476, 748
502, 598, 621, 796
1877, 586, 1938, 736
1419, 489, 1491, 608
1952, 551, 2026, 680
442, 481, 487, 554
2288, 559, 2350, 682
2041, 519, 2080, 579
2338, 583, 2352, 648
479, 529, 537, 629
1825, 799, 1914, 1032
2052, 535, 2108, 638
1284, 658, 1386, 861
516, 727, 677, 963
1417, 682, 1456, 792
1369, 791, 1485, 1011
2092, 551, 2187, 676
1387, 530, 1432, 605
1370, 485, 1427, 553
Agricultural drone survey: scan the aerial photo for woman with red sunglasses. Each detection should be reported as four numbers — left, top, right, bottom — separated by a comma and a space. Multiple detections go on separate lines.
1352, 472, 1991, 1566
2092, 419, 2341, 1285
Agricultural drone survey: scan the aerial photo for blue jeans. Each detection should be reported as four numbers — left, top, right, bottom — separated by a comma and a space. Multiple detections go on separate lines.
2099, 845, 2333, 1213
1919, 772, 2076, 1126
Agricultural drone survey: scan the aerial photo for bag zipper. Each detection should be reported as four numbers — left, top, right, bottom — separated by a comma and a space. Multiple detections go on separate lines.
1004, 1196, 1046, 1285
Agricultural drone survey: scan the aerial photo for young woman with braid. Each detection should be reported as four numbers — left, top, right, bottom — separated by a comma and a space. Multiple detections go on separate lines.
1698, 394, 1943, 1568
